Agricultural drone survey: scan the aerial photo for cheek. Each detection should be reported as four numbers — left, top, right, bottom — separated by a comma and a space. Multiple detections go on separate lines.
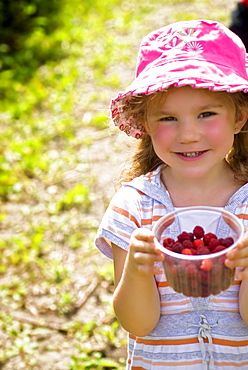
150, 127, 172, 148
150, 127, 175, 161
205, 121, 235, 149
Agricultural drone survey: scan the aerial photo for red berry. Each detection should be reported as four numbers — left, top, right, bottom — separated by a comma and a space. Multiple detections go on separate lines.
193, 239, 205, 249
196, 247, 210, 255
188, 232, 194, 242
200, 270, 210, 284
203, 232, 217, 245
208, 238, 220, 251
200, 259, 213, 271
219, 237, 234, 248
163, 237, 175, 249
178, 231, 192, 243
201, 284, 211, 297
193, 225, 204, 239
211, 264, 222, 279
172, 241, 184, 254
182, 248, 193, 255
186, 264, 198, 280
182, 240, 194, 249
213, 245, 226, 253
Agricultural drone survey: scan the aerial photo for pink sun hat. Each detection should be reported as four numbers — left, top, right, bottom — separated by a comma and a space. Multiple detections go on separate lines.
110, 19, 248, 139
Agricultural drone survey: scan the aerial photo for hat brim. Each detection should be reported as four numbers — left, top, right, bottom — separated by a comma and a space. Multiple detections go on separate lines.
111, 57, 248, 139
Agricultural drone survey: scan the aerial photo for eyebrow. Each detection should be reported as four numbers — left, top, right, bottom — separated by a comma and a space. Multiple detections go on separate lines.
199, 104, 224, 110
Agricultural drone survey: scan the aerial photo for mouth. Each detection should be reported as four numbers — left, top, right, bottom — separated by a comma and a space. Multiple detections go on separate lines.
176, 151, 206, 158
180, 151, 203, 157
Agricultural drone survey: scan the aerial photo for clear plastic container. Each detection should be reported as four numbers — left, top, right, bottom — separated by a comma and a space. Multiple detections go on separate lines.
153, 206, 244, 297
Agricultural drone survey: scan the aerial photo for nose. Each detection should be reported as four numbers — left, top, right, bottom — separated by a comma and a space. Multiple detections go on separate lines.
177, 119, 201, 143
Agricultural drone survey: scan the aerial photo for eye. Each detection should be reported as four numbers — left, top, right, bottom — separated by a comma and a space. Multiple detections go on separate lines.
199, 111, 216, 118
159, 116, 177, 122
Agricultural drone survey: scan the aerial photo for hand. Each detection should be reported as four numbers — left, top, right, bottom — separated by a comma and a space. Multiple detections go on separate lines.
225, 226, 248, 280
127, 228, 164, 276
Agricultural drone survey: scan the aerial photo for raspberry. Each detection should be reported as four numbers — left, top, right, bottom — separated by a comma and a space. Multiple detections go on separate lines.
182, 248, 193, 255
170, 265, 178, 277
177, 231, 192, 243
188, 232, 194, 242
208, 238, 220, 251
163, 237, 175, 249
201, 285, 211, 297
181, 260, 191, 267
203, 232, 217, 245
186, 263, 197, 273
196, 247, 210, 255
200, 270, 210, 284
186, 263, 198, 279
190, 248, 197, 255
182, 240, 194, 249
200, 259, 213, 271
219, 237, 234, 248
213, 245, 226, 253
212, 264, 222, 275
193, 239, 205, 249
172, 241, 184, 253
193, 225, 204, 239
177, 263, 186, 277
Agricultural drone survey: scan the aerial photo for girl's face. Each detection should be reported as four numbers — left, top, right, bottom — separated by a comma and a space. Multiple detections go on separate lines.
146, 86, 246, 181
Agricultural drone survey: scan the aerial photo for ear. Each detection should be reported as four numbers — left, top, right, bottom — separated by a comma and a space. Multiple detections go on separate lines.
235, 110, 248, 134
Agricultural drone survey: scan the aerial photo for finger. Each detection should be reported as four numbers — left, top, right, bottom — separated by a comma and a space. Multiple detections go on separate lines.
134, 251, 164, 264
137, 263, 162, 275
131, 228, 154, 241
235, 228, 248, 249
235, 267, 248, 281
131, 235, 163, 256
225, 255, 248, 269
226, 245, 248, 260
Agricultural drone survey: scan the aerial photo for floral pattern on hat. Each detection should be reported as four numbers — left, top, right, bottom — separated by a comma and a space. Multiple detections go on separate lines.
186, 41, 204, 55
111, 97, 146, 139
179, 27, 195, 36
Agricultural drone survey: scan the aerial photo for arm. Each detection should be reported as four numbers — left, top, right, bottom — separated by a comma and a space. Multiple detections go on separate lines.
112, 228, 164, 337
239, 279, 248, 325
225, 229, 248, 325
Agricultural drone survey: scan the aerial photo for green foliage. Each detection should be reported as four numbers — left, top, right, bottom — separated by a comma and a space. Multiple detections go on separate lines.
57, 184, 91, 212
89, 114, 109, 130
0, 0, 63, 72
68, 319, 126, 369
0, 313, 38, 364
69, 351, 121, 370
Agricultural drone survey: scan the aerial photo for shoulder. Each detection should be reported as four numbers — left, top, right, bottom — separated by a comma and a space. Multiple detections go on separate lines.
112, 166, 162, 200
228, 183, 248, 227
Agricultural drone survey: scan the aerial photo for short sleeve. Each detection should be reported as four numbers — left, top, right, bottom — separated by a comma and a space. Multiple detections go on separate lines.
94, 186, 142, 259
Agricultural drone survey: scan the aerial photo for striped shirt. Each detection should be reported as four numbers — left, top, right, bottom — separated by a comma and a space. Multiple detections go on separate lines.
95, 166, 248, 369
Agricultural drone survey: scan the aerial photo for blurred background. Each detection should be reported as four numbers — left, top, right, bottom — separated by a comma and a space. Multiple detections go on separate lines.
0, 0, 239, 369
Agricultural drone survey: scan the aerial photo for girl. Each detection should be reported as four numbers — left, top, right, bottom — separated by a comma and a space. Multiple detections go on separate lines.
95, 20, 248, 369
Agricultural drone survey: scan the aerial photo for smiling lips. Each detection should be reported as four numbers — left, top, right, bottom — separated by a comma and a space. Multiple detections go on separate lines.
177, 151, 207, 158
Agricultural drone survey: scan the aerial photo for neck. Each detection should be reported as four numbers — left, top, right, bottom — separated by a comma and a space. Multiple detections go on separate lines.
161, 164, 241, 207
